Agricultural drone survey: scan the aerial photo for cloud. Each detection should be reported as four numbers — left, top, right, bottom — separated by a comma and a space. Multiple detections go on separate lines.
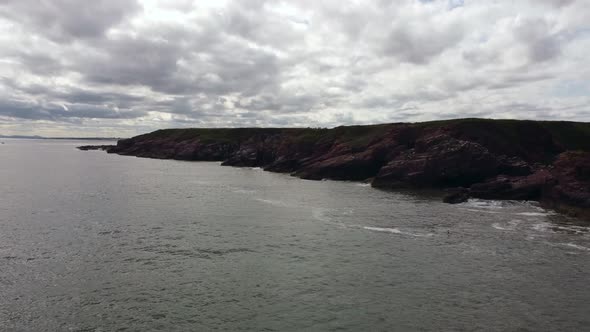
0, 0, 141, 42
380, 3, 465, 64
0, 98, 146, 121
0, 0, 588, 136
513, 17, 562, 62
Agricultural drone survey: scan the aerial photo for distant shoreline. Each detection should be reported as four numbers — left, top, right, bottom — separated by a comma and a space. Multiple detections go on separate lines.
1, 135, 121, 140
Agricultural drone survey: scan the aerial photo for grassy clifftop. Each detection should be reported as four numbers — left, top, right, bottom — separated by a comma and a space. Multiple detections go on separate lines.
131, 118, 590, 157
421, 118, 590, 151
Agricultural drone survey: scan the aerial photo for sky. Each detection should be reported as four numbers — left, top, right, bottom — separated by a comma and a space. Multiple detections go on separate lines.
0, 0, 589, 137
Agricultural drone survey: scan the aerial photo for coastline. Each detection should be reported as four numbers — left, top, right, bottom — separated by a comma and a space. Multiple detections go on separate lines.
78, 118, 590, 221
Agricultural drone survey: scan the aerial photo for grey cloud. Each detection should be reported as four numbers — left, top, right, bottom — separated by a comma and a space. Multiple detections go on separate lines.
381, 12, 464, 64
514, 18, 562, 63
3, 79, 146, 109
57, 91, 146, 108
0, 0, 141, 42
358, 88, 453, 110
7, 52, 64, 75
487, 74, 553, 90
79, 35, 185, 89
193, 45, 280, 97
462, 49, 500, 67
236, 94, 319, 113
217, 0, 305, 50
154, 96, 230, 118
71, 23, 281, 98
535, 0, 576, 7
0, 99, 145, 121
64, 104, 145, 119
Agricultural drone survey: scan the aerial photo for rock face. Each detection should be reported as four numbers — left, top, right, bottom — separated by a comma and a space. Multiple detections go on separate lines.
78, 119, 590, 220
542, 152, 590, 218
443, 188, 470, 204
77, 145, 113, 151
372, 131, 500, 188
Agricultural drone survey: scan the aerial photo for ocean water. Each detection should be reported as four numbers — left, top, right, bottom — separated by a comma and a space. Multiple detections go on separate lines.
1, 139, 589, 331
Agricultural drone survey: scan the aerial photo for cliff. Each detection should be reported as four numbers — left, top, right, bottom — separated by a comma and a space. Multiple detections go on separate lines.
78, 118, 590, 220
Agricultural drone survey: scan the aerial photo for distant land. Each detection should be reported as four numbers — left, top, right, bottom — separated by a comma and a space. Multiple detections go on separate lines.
78, 118, 590, 220
0, 135, 121, 140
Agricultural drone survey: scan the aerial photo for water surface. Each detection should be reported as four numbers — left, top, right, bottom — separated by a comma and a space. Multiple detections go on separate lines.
1, 139, 589, 331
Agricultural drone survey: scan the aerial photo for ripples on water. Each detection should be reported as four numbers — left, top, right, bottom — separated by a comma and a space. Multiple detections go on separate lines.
1, 140, 589, 331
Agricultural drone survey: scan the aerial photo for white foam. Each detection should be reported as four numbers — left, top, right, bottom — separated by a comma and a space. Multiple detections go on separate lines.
516, 212, 550, 217
311, 208, 331, 222
529, 222, 590, 235
363, 226, 403, 234
232, 189, 256, 194
254, 198, 292, 207
554, 224, 590, 233
492, 223, 509, 231
462, 199, 505, 209
356, 183, 371, 187
492, 219, 522, 231
531, 223, 549, 232
362, 226, 433, 237
559, 243, 590, 251
461, 208, 500, 214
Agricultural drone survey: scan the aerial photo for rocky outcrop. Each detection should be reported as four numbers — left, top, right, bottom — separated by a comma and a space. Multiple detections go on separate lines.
372, 131, 499, 188
443, 188, 470, 204
469, 169, 554, 201
542, 152, 590, 218
77, 145, 113, 151
77, 119, 590, 220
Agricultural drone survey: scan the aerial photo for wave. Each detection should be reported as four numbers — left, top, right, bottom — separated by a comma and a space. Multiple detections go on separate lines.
516, 212, 552, 217
553, 224, 590, 234
311, 208, 332, 222
363, 226, 403, 234
491, 219, 522, 231
461, 208, 501, 214
461, 199, 506, 209
558, 243, 590, 251
531, 223, 549, 232
362, 226, 433, 237
530, 222, 590, 235
232, 189, 257, 194
254, 198, 293, 207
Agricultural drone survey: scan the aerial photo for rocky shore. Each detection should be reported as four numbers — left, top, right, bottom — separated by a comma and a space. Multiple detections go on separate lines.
78, 119, 590, 220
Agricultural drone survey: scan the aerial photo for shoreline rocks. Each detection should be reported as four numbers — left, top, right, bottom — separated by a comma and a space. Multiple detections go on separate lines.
77, 119, 590, 221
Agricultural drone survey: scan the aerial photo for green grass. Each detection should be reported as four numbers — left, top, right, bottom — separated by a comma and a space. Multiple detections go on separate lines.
540, 121, 590, 151
136, 125, 392, 147
133, 119, 590, 153
415, 118, 590, 152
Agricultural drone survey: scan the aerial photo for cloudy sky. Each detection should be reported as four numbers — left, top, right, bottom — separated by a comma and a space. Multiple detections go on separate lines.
0, 0, 588, 137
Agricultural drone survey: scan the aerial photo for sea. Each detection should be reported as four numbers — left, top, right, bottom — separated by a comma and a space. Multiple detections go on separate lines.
1, 139, 589, 331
